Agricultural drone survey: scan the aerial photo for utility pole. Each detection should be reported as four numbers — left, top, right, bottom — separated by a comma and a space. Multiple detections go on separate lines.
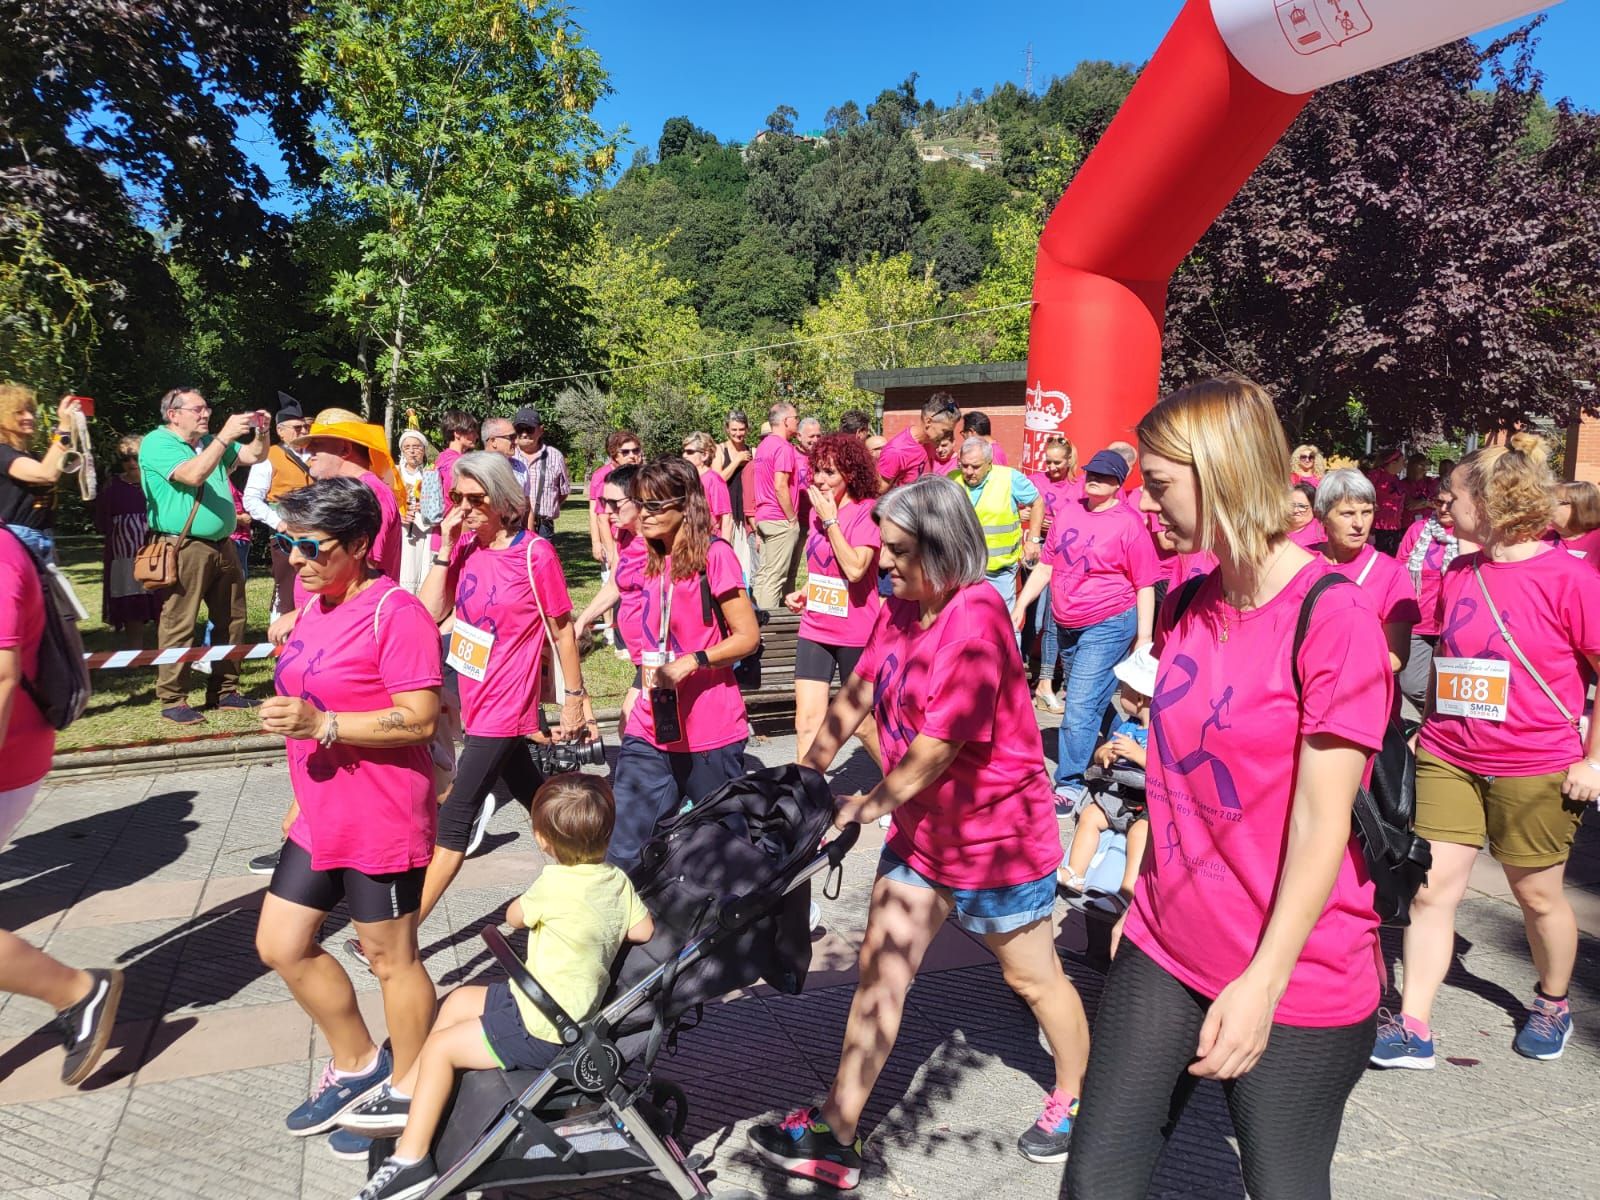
1024, 43, 1034, 96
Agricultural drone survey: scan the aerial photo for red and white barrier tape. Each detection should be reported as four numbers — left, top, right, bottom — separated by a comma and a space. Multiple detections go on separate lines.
83, 643, 278, 670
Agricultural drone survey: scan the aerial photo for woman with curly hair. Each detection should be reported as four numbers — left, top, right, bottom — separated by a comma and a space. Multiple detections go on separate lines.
783, 433, 883, 761
1375, 433, 1600, 1070
1289, 444, 1325, 489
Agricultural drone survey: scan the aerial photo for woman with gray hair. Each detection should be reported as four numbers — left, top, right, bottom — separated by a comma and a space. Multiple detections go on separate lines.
406, 452, 589, 930
749, 475, 1090, 1189
1315, 468, 1419, 674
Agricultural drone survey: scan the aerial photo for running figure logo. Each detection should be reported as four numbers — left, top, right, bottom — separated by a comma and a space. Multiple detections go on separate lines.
1278, 0, 1372, 55
1148, 653, 1242, 810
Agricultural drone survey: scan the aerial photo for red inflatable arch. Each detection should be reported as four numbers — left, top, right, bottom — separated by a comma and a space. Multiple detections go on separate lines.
1022, 0, 1563, 472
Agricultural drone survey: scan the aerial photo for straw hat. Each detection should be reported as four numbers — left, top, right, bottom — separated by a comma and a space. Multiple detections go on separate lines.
291, 419, 406, 509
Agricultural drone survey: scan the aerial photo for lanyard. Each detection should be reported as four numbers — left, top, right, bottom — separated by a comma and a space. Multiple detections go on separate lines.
658, 559, 673, 649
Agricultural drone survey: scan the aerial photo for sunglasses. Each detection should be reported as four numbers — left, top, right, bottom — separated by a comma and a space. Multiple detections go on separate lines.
638, 495, 686, 514
600, 496, 629, 512
449, 490, 492, 508
616, 446, 642, 458
1297, 453, 1315, 461
271, 532, 341, 560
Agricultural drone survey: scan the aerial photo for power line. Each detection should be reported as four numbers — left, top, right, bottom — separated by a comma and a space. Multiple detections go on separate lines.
398, 300, 1034, 406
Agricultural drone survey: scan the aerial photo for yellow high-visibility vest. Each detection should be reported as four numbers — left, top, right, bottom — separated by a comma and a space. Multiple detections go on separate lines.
969, 465, 1023, 572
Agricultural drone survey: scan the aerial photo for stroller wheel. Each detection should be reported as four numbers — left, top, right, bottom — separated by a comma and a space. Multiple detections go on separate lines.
649, 1078, 689, 1138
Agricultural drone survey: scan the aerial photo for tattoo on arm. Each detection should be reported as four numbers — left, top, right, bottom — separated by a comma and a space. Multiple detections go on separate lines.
376, 709, 424, 736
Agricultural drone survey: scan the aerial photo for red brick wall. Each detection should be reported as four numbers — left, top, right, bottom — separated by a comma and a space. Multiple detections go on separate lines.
882, 380, 1028, 464
1564, 415, 1600, 483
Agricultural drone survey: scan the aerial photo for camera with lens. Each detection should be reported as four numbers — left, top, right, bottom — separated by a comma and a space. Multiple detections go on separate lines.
529, 735, 607, 774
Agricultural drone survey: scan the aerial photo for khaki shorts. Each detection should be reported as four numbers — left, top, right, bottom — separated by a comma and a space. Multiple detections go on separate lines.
1414, 750, 1584, 868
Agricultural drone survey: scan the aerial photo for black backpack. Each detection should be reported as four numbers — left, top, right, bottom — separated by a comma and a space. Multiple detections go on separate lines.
698, 539, 767, 690
1170, 572, 1431, 926
12, 537, 91, 730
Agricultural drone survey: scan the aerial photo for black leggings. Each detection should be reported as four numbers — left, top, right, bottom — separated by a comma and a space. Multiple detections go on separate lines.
1066, 941, 1374, 1200
435, 735, 545, 853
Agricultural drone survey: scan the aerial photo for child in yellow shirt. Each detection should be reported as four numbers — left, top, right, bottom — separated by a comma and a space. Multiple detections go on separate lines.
345, 774, 654, 1200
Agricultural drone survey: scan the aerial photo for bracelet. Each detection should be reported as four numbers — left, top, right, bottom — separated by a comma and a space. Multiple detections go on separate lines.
821, 518, 838, 531
693, 650, 711, 670
431, 555, 450, 567
318, 712, 340, 748
564, 688, 587, 698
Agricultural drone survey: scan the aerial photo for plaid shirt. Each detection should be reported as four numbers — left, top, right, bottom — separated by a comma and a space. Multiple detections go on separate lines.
517, 444, 571, 525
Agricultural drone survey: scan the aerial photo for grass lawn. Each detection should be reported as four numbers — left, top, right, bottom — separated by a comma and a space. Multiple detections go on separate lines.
55, 496, 635, 753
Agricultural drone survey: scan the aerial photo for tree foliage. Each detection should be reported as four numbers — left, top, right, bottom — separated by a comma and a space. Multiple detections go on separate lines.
1163, 29, 1600, 443
300, 0, 615, 435
0, 208, 100, 399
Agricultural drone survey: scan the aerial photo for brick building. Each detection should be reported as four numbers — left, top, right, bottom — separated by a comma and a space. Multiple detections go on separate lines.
854, 362, 1028, 461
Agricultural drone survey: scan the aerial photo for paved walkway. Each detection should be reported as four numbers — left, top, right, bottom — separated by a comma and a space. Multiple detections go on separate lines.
1, 732, 1598, 1199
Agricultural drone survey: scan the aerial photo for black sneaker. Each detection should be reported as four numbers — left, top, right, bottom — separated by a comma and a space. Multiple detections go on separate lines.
1016, 1089, 1077, 1164
340, 1083, 411, 1136
248, 849, 281, 876
748, 1105, 863, 1190
160, 704, 206, 725
355, 1154, 437, 1200
56, 968, 125, 1086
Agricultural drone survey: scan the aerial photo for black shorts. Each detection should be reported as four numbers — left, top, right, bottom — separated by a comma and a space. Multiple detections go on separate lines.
436, 735, 545, 854
794, 637, 865, 685
480, 979, 563, 1072
268, 838, 425, 923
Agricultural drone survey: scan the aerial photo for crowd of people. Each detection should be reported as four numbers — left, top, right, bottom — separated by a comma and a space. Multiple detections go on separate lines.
1, 373, 1596, 1199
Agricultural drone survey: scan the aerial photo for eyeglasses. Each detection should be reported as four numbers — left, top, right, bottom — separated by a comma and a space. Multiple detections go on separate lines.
616, 446, 642, 458
486, 433, 512, 443
600, 496, 629, 512
271, 532, 341, 560
448, 490, 492, 508
638, 495, 686, 514
1289, 504, 1312, 514
175, 404, 212, 415
1297, 453, 1315, 461
280, 422, 309, 435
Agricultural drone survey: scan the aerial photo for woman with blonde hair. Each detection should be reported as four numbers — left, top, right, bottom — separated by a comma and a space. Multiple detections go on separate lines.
1552, 479, 1600, 563
1066, 377, 1392, 1200
681, 430, 733, 541
1289, 443, 1325, 489
1374, 433, 1600, 1070
0, 384, 81, 561
395, 428, 443, 593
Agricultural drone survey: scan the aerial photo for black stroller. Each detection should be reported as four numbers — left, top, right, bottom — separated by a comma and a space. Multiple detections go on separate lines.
374, 764, 855, 1199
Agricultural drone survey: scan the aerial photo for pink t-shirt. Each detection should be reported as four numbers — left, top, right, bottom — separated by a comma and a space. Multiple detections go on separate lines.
1561, 528, 1600, 567
700, 468, 732, 523
614, 528, 648, 666
1158, 549, 1217, 593
1044, 498, 1162, 629
624, 539, 749, 751
1369, 470, 1404, 531
854, 583, 1062, 889
1396, 521, 1454, 637
1120, 485, 1163, 532
751, 435, 798, 522
1126, 559, 1392, 1027
878, 427, 934, 488
1287, 520, 1325, 549
987, 440, 1009, 466
1328, 543, 1421, 628
798, 498, 881, 648
1401, 476, 1436, 520
931, 454, 959, 477
1290, 472, 1321, 489
444, 533, 572, 737
0, 531, 52, 791
588, 462, 613, 514
1028, 472, 1086, 540
276, 583, 442, 873
1419, 548, 1600, 776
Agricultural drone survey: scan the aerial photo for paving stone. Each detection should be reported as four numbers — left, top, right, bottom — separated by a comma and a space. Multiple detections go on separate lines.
0, 1088, 125, 1190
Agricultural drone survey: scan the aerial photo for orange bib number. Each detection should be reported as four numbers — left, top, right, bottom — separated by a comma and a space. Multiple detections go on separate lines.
641, 649, 673, 691
806, 573, 849, 619
445, 619, 494, 683
1434, 656, 1510, 722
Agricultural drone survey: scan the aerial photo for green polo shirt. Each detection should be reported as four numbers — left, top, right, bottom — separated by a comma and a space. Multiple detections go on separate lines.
139, 427, 241, 541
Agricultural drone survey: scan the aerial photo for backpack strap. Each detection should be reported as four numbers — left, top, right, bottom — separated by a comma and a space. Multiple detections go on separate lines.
700, 538, 732, 637
1168, 572, 1210, 624
1290, 574, 1356, 695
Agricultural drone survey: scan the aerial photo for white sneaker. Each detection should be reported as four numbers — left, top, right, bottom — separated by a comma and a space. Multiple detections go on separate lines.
877, 814, 892, 829
808, 901, 822, 932
192, 658, 212, 675
465, 792, 498, 857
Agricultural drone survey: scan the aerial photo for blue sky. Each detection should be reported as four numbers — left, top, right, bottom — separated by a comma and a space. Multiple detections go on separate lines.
245, 0, 1596, 209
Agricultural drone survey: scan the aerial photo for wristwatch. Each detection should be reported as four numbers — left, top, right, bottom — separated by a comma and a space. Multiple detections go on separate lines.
1029, 536, 1045, 544
693, 650, 711, 669
821, 518, 839, 531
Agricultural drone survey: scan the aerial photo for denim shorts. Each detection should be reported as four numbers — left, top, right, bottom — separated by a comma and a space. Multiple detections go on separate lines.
479, 979, 563, 1073
877, 846, 1058, 935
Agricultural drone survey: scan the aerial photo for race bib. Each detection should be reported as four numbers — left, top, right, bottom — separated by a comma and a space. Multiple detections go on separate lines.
806, 573, 849, 618
1434, 656, 1510, 722
445, 619, 495, 683
641, 649, 673, 691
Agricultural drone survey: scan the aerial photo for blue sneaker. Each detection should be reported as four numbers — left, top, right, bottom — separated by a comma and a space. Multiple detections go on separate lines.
327, 1126, 373, 1160
1017, 1089, 1077, 1163
1513, 996, 1572, 1061
285, 1045, 392, 1136
1369, 1008, 1434, 1070
1054, 785, 1086, 819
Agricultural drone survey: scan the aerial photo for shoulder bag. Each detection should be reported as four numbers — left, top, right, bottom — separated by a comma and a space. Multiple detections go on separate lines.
132, 492, 203, 590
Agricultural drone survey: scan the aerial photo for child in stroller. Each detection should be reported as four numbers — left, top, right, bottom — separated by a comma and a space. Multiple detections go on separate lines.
345, 774, 655, 1200
343, 763, 848, 1200
1057, 646, 1157, 914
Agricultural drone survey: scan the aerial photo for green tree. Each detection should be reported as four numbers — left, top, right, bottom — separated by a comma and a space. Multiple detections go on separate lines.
702, 229, 812, 336
791, 253, 961, 414
299, 0, 615, 436
970, 205, 1043, 361
0, 208, 100, 401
